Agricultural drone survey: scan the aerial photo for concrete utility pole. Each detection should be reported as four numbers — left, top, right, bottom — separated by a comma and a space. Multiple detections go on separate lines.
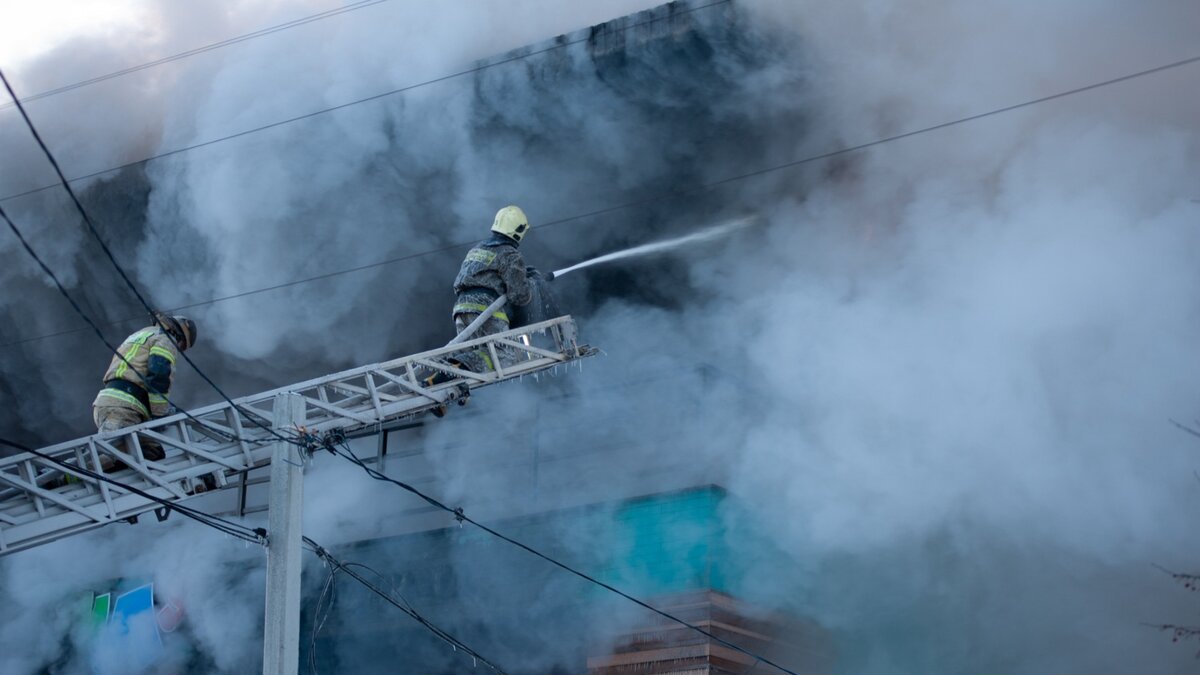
262, 393, 306, 675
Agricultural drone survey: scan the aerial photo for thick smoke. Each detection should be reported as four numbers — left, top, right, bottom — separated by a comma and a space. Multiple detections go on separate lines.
2, 0, 1200, 673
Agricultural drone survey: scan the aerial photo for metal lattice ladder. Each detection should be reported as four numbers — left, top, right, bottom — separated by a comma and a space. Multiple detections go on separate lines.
0, 316, 596, 556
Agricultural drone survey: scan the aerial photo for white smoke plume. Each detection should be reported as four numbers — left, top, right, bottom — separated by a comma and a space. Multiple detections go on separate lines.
2, 0, 1200, 673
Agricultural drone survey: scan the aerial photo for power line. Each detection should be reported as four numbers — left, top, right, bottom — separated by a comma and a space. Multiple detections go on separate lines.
0, 239, 469, 348
0, 0, 735, 205
1, 68, 306, 450
303, 535, 506, 674
5, 49, 1199, 351
0, 0, 393, 111
320, 435, 801, 675
0, 436, 266, 546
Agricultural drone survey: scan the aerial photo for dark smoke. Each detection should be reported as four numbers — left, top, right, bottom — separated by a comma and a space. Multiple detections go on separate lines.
3, 0, 1200, 673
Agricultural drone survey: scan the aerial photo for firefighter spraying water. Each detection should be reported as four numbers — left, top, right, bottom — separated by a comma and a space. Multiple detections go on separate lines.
439, 210, 758, 375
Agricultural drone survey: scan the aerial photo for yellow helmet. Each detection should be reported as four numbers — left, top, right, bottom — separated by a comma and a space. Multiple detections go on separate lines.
491, 205, 530, 242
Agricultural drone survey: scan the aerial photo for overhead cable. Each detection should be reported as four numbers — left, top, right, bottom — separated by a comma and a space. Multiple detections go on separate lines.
4, 51, 1199, 350
322, 437, 800, 675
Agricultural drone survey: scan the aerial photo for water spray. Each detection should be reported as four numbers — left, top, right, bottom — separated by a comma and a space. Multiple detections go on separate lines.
546, 215, 757, 280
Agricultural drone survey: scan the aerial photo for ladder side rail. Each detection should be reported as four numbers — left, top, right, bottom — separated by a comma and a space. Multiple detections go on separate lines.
0, 436, 94, 470
371, 369, 446, 404
1, 431, 253, 524
412, 358, 493, 384
335, 377, 402, 407
137, 429, 246, 472
301, 380, 385, 416
0, 470, 107, 524
95, 434, 171, 476
312, 383, 379, 419
0, 402, 253, 471
122, 420, 249, 468
95, 437, 188, 500
431, 316, 576, 358
223, 314, 578, 405
328, 354, 578, 437
174, 419, 232, 491
296, 394, 378, 426
0, 316, 579, 473
493, 337, 575, 362
1, 485, 179, 555
336, 374, 386, 396
322, 377, 400, 412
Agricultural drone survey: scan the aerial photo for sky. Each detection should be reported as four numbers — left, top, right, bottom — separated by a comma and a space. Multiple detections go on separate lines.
0, 0, 144, 69
2, 0, 1200, 673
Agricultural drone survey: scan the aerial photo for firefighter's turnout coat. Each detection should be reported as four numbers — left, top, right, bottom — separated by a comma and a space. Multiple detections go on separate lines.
91, 326, 179, 420
452, 233, 532, 323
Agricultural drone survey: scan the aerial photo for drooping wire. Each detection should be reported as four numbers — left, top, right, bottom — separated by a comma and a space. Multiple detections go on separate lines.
307, 558, 425, 675
308, 559, 339, 675
303, 535, 506, 674
1, 68, 305, 450
4, 51, 1200, 350
0, 0, 735, 206
322, 437, 800, 675
0, 201, 272, 450
0, 0, 393, 110
340, 561, 417, 613
0, 436, 266, 546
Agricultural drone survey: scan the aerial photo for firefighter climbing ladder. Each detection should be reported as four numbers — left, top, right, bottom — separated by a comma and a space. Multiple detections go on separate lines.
0, 315, 596, 557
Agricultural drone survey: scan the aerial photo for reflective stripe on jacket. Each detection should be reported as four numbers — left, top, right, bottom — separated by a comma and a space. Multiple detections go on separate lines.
452, 292, 510, 323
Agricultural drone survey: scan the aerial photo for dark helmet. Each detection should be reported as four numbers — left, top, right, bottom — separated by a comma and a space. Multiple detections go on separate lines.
154, 312, 197, 351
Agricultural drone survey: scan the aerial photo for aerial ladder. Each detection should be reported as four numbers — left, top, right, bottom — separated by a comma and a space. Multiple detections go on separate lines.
0, 306, 595, 557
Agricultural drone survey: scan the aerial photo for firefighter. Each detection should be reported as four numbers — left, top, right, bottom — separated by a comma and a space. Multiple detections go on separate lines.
90, 312, 196, 469
425, 206, 539, 393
